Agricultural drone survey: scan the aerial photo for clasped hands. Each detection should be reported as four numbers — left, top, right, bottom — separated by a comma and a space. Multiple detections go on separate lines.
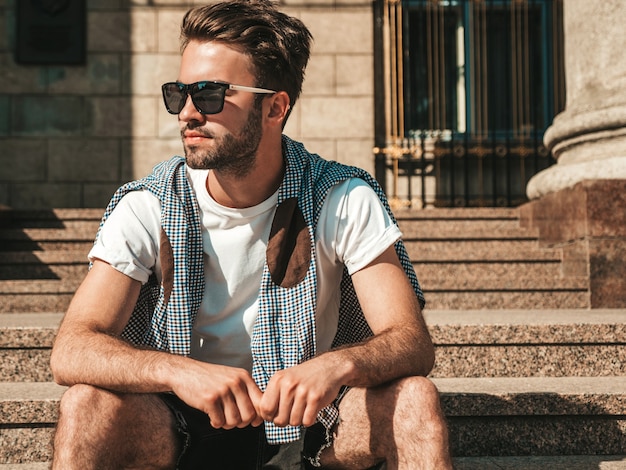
173, 358, 342, 430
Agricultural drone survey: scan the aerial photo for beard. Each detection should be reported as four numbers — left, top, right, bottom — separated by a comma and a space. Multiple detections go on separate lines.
183, 104, 263, 178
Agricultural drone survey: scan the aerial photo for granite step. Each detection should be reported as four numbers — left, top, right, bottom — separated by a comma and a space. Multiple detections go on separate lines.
407, 245, 563, 262
0, 228, 96, 252
0, 209, 102, 227
0, 209, 99, 253
2, 456, 626, 470
425, 309, 626, 378
438, 376, 626, 456
0, 278, 591, 313
2, 377, 625, 464
2, 310, 623, 381
423, 289, 589, 310
416, 261, 566, 281
0, 313, 61, 382
395, 207, 520, 221
0, 281, 78, 314
405, 239, 551, 254
0, 249, 567, 280
399, 223, 539, 240
395, 207, 532, 238
0, 263, 87, 282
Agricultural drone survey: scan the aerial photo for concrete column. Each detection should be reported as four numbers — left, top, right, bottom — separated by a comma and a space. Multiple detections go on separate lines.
526, 0, 626, 200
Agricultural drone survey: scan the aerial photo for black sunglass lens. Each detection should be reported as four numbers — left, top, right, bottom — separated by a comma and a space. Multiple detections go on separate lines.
192, 85, 225, 114
162, 84, 187, 114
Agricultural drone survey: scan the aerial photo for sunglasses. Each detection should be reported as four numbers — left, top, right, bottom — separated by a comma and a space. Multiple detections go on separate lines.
161, 81, 276, 115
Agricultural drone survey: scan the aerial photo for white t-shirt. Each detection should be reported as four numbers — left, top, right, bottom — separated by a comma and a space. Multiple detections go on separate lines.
89, 167, 401, 371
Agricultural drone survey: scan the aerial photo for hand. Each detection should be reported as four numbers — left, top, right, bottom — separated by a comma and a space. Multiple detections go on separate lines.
259, 356, 345, 427
172, 361, 264, 429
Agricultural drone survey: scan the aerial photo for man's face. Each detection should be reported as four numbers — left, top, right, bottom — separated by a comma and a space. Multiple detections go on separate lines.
176, 41, 264, 177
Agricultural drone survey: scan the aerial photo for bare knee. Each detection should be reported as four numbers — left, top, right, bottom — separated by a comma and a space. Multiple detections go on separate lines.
58, 384, 114, 428
372, 377, 447, 436
54, 386, 179, 469
393, 376, 442, 410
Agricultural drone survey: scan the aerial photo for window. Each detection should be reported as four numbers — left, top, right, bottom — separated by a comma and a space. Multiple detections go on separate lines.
375, 0, 565, 207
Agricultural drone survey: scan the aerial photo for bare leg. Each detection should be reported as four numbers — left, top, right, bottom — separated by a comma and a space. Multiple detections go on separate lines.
319, 376, 453, 470
52, 384, 179, 470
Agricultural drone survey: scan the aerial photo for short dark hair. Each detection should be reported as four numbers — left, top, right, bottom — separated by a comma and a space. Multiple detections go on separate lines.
180, 0, 313, 110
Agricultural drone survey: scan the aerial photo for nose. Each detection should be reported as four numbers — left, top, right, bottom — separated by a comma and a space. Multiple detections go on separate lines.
178, 94, 204, 123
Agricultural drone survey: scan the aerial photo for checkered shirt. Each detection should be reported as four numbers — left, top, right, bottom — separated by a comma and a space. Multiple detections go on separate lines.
95, 135, 425, 445
95, 157, 204, 353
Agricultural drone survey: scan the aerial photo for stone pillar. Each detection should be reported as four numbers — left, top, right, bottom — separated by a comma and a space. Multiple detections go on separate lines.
521, 0, 626, 308
527, 0, 626, 199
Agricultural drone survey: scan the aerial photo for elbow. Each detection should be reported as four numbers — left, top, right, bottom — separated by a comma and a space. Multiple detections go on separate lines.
415, 334, 436, 377
50, 342, 74, 386
423, 345, 435, 376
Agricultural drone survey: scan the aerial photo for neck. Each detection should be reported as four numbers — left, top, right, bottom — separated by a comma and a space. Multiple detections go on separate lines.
206, 146, 284, 208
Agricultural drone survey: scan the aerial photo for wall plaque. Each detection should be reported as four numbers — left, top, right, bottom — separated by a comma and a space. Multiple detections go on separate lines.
16, 0, 86, 65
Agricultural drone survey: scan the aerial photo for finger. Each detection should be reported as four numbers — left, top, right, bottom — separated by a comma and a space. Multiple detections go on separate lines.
232, 393, 259, 428
273, 389, 295, 428
301, 402, 321, 428
247, 384, 265, 427
213, 392, 241, 430
288, 393, 308, 427
205, 399, 227, 429
259, 382, 280, 423
223, 392, 245, 429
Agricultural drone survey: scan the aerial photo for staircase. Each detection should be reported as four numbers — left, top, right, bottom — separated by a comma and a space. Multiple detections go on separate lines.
1, 207, 625, 468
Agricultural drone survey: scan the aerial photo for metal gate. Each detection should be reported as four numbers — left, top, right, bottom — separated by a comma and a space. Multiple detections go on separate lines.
374, 0, 565, 208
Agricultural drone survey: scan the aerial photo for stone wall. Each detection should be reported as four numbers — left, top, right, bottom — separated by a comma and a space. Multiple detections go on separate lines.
0, 0, 374, 209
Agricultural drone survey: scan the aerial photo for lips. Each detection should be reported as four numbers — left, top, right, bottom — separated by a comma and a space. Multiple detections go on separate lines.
182, 130, 215, 144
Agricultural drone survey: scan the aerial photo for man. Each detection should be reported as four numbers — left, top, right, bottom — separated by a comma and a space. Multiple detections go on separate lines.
50, 1, 453, 468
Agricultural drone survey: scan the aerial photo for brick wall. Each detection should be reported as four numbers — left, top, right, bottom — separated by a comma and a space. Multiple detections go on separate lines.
0, 0, 374, 209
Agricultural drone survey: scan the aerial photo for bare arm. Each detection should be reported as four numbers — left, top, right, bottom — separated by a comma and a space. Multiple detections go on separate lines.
51, 259, 263, 429
260, 245, 434, 426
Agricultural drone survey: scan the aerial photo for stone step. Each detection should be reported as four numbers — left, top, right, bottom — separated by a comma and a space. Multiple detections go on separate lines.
396, 207, 519, 218
2, 377, 625, 464
0, 263, 87, 282
407, 245, 562, 262
399, 223, 538, 240
421, 275, 587, 291
2, 456, 626, 470
0, 313, 61, 382
0, 267, 589, 311
0, 227, 97, 251
0, 251, 88, 265
0, 257, 572, 285
0, 240, 94, 252
0, 280, 78, 313
0, 209, 99, 251
417, 260, 566, 280
424, 290, 589, 309
454, 456, 626, 469
1, 209, 102, 227
0, 382, 63, 465
437, 376, 626, 457
2, 310, 623, 381
405, 239, 548, 254
425, 309, 626, 378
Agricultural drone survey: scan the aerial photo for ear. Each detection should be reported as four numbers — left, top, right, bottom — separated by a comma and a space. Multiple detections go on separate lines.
264, 91, 291, 128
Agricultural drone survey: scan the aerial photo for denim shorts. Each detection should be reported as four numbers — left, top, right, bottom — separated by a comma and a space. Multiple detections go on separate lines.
159, 393, 332, 470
